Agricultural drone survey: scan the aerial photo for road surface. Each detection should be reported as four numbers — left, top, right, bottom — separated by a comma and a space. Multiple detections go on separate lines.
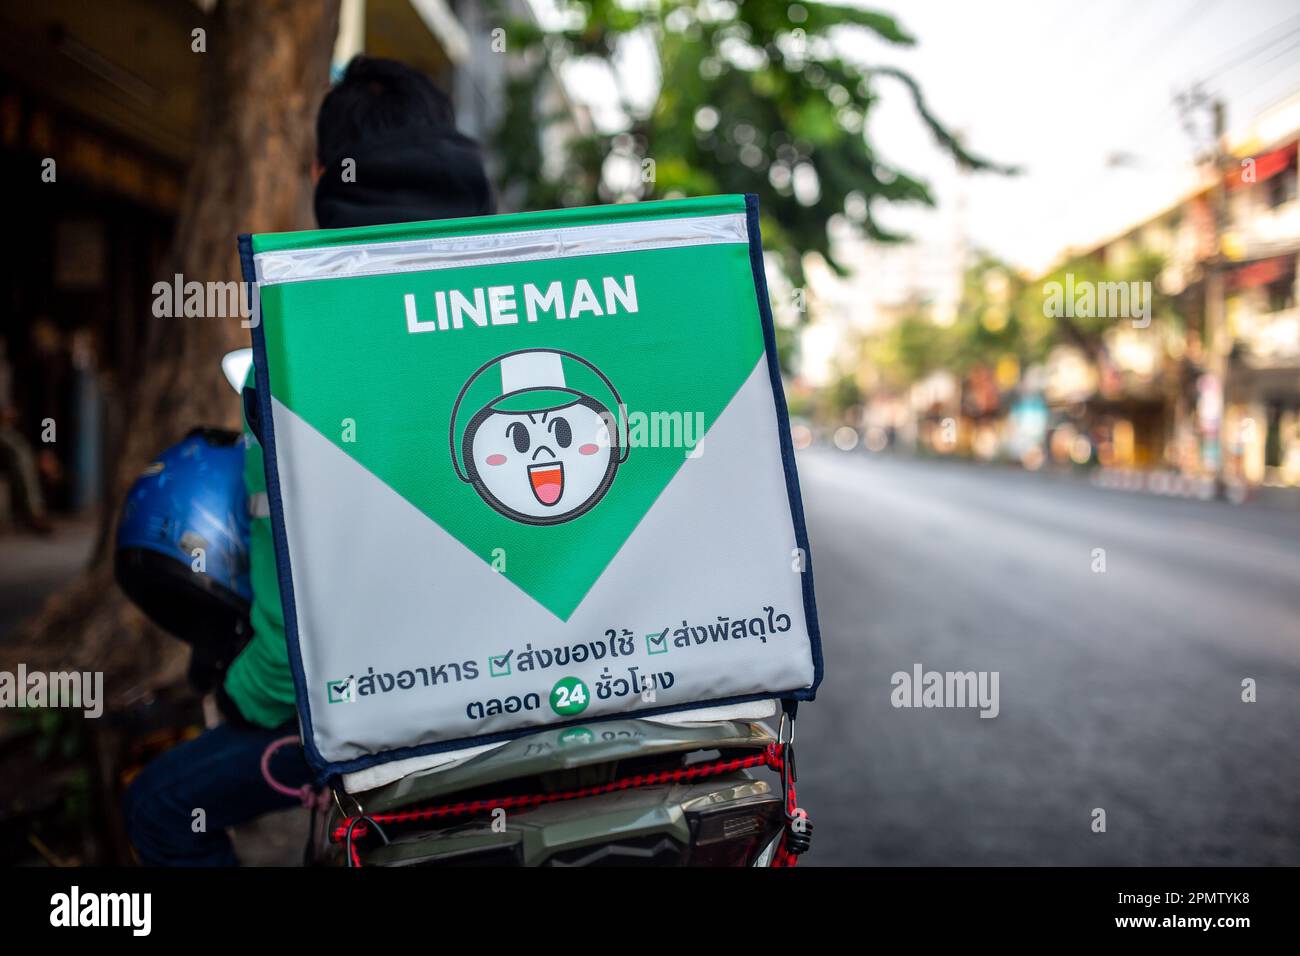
0, 519, 95, 641
792, 447, 1300, 866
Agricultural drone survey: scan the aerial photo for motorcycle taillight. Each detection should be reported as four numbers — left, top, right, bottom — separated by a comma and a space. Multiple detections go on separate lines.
684, 796, 785, 866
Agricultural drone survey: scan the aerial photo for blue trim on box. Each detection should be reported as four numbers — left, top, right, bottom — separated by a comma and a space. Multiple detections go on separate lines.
743, 194, 823, 697
239, 196, 823, 785
238, 234, 329, 774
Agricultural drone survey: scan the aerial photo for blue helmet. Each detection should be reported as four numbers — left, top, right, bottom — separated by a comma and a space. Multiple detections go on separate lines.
114, 428, 252, 646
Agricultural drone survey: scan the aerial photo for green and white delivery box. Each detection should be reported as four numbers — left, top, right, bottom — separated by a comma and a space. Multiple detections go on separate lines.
239, 194, 823, 780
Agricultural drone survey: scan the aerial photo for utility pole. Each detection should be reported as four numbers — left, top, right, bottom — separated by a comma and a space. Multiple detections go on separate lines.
1207, 98, 1230, 492
1178, 87, 1230, 492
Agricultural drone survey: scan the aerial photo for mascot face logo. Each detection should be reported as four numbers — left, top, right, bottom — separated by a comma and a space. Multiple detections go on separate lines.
452, 350, 627, 525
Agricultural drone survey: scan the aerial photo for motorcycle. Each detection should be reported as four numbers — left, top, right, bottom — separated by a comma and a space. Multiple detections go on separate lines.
111, 352, 808, 867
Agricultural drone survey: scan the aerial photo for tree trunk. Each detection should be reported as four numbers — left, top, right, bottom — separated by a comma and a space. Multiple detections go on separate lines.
3, 0, 341, 702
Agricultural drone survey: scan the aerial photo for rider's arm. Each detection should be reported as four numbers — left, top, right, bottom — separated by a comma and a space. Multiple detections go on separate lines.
222, 380, 300, 730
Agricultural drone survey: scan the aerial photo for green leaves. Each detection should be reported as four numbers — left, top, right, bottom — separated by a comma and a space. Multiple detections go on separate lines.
491, 1, 1012, 292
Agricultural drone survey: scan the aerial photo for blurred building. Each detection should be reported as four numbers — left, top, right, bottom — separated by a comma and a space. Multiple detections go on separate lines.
1038, 184, 1218, 474
0, 0, 190, 516
0, 0, 565, 521
1071, 94, 1300, 487
827, 90, 1300, 491
1219, 96, 1300, 487
798, 182, 968, 389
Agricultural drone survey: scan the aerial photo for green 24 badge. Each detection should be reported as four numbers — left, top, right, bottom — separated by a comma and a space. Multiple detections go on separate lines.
550, 676, 591, 716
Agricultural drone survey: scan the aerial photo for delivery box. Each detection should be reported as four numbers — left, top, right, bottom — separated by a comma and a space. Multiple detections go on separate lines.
238, 194, 822, 779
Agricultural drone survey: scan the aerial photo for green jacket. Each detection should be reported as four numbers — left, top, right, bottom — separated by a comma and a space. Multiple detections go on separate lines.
223, 377, 298, 728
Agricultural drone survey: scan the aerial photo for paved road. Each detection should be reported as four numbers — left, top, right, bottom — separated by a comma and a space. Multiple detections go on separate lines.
791, 448, 1300, 865
0, 519, 95, 641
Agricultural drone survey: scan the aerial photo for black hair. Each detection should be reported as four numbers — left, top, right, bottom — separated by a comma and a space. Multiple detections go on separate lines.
313, 55, 495, 228
316, 55, 456, 167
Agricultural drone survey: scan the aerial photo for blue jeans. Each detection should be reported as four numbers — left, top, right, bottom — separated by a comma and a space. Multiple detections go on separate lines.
124, 721, 314, 866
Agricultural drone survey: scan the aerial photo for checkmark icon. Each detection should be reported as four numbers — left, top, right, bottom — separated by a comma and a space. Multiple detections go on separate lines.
489, 652, 512, 677
326, 679, 355, 703
646, 629, 669, 655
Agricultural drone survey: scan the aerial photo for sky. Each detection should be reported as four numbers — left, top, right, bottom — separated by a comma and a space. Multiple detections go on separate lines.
858, 0, 1300, 273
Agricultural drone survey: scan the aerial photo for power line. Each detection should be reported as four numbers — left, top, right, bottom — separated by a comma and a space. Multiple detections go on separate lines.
1067, 15, 1300, 185
1248, 31, 1300, 74
1234, 51, 1300, 127
1193, 12, 1300, 83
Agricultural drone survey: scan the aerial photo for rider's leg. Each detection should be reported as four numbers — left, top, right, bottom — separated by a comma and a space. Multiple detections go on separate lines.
123, 720, 312, 866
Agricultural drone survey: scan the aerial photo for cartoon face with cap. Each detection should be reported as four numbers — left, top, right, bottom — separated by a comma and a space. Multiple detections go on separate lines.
451, 349, 627, 525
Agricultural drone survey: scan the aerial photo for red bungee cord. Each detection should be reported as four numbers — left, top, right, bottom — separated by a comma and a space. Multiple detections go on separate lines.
333, 741, 811, 867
